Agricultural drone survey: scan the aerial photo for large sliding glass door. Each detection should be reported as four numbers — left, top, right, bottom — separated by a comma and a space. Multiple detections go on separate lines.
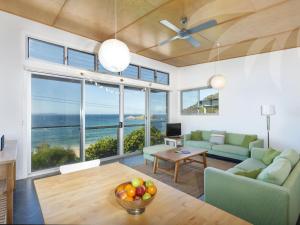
124, 87, 146, 154
31, 75, 81, 171
85, 82, 120, 160
150, 90, 168, 145
31, 74, 168, 172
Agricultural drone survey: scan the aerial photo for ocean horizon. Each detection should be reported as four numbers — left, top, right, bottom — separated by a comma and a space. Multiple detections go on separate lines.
31, 113, 167, 151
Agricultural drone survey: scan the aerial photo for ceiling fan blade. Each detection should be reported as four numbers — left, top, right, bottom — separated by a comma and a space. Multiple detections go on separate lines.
186, 36, 201, 48
160, 20, 180, 33
187, 19, 217, 35
159, 35, 180, 46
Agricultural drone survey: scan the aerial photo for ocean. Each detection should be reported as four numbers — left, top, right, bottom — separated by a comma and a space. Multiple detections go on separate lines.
31, 114, 167, 150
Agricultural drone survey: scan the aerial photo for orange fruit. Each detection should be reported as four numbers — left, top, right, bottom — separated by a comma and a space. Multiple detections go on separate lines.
138, 178, 144, 185
124, 184, 132, 192
127, 186, 136, 197
147, 185, 157, 195
125, 196, 134, 201
116, 184, 125, 193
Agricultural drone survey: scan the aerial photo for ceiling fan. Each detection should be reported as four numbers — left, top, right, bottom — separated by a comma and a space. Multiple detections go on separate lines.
159, 17, 217, 47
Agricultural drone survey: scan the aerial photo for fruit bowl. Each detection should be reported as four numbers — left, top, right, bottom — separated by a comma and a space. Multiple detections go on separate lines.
115, 178, 157, 215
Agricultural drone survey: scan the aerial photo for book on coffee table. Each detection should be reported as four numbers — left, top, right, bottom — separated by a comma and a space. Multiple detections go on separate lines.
175, 149, 190, 154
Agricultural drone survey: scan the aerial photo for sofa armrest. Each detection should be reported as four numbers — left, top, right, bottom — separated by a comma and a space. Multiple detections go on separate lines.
251, 147, 267, 161
249, 138, 264, 149
204, 167, 289, 225
184, 134, 191, 141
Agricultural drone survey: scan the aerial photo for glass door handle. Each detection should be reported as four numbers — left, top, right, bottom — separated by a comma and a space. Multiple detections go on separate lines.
119, 122, 123, 128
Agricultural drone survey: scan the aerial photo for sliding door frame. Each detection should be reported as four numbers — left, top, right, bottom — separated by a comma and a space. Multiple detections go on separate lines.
80, 79, 85, 161
119, 84, 124, 155
145, 89, 151, 147
29, 72, 168, 175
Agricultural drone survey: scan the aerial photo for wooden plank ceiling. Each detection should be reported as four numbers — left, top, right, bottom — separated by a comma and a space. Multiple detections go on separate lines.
0, 0, 299, 67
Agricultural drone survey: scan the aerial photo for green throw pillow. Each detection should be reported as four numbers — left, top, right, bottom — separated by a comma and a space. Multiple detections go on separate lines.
235, 168, 262, 179
190, 131, 202, 141
202, 131, 212, 141
262, 148, 281, 165
274, 149, 300, 168
241, 135, 257, 148
257, 158, 291, 185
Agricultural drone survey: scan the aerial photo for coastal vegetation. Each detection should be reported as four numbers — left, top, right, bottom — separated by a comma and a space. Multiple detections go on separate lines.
31, 143, 78, 171
32, 127, 164, 170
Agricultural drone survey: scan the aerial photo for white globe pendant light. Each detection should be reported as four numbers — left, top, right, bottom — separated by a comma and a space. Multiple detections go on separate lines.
98, 0, 130, 73
210, 43, 226, 89
210, 74, 226, 89
99, 39, 130, 73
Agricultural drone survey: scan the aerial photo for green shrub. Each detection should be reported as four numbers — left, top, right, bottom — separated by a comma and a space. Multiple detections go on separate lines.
124, 128, 145, 153
86, 127, 164, 158
32, 143, 78, 171
150, 126, 164, 145
32, 127, 164, 169
85, 136, 117, 160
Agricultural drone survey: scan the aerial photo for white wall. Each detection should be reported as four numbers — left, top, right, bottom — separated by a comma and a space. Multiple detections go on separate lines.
173, 48, 300, 152
0, 11, 177, 179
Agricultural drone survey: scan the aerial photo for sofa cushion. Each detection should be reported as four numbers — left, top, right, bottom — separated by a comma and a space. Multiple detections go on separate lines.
225, 133, 246, 146
209, 133, 225, 145
262, 148, 280, 165
227, 167, 245, 174
235, 158, 267, 171
202, 131, 212, 141
241, 135, 257, 148
212, 144, 249, 156
143, 144, 174, 155
235, 168, 262, 179
190, 131, 202, 141
211, 130, 226, 135
257, 158, 292, 185
274, 149, 300, 168
184, 140, 211, 149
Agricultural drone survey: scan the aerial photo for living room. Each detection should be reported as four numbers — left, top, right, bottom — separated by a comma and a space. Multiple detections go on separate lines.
0, 0, 299, 225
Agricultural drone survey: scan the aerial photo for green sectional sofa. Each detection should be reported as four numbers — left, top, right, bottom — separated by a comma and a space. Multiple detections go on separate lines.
204, 148, 300, 225
184, 130, 264, 160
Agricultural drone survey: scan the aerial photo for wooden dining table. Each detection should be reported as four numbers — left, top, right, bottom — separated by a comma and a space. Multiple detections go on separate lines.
34, 162, 251, 225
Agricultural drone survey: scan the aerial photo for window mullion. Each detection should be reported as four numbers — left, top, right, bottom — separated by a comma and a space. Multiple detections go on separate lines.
119, 85, 124, 155
80, 79, 86, 161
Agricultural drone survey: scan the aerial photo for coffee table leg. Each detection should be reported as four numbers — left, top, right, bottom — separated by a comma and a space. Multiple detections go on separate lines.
202, 152, 207, 168
153, 157, 158, 174
174, 161, 179, 182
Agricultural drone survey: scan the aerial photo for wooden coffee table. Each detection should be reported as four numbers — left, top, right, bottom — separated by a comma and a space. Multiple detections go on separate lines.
152, 147, 208, 182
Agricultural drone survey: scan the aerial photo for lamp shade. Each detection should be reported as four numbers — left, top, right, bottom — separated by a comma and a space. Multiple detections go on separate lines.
261, 105, 276, 116
210, 74, 226, 89
98, 39, 130, 73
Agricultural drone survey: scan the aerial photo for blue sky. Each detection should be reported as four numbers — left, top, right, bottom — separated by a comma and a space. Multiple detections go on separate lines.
32, 77, 81, 115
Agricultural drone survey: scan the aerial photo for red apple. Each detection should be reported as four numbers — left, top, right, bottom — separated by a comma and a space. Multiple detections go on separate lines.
136, 185, 146, 197
141, 185, 146, 192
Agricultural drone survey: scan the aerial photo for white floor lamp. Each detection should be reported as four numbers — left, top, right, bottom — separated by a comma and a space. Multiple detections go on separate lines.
261, 105, 276, 148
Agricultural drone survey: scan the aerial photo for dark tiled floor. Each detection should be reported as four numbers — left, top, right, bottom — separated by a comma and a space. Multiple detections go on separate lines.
14, 155, 300, 224
14, 178, 44, 224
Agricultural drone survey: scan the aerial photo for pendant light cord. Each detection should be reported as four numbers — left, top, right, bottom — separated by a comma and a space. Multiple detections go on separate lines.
214, 43, 220, 75
114, 0, 117, 39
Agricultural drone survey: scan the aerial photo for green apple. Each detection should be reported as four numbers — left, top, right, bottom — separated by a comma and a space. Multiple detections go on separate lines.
145, 180, 154, 187
142, 193, 151, 201
131, 178, 141, 187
